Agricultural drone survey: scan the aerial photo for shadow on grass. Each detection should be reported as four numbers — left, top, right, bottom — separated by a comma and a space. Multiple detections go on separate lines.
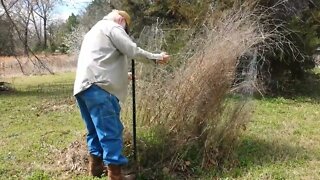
0, 83, 74, 99
263, 72, 320, 103
223, 136, 315, 178
126, 132, 317, 179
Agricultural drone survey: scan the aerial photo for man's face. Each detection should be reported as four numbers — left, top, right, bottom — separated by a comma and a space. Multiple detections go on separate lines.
122, 20, 129, 34
118, 17, 129, 34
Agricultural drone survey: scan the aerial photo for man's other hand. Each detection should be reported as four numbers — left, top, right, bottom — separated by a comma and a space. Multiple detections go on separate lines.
157, 52, 170, 64
128, 72, 134, 81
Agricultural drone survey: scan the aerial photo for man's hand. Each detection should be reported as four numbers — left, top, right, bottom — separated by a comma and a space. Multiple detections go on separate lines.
128, 72, 134, 80
157, 52, 170, 64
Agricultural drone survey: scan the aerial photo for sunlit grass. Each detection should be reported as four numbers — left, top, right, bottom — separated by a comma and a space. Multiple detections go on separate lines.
1, 70, 320, 179
0, 73, 84, 179
0, 73, 320, 179
213, 69, 320, 179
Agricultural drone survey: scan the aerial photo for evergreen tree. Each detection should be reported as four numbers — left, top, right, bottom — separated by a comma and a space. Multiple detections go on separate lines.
66, 13, 79, 33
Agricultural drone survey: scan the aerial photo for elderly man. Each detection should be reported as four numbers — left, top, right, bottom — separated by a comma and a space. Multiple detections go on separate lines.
73, 10, 169, 180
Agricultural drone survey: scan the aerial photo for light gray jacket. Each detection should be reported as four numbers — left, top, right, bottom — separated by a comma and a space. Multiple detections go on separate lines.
73, 18, 163, 102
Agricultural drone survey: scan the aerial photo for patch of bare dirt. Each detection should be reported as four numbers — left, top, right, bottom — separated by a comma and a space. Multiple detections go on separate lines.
51, 131, 134, 178
55, 138, 89, 177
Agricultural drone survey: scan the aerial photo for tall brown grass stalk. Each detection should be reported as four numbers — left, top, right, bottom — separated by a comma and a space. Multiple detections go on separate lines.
122, 7, 274, 177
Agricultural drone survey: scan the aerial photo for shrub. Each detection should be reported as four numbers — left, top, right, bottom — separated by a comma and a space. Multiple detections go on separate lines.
121, 5, 274, 178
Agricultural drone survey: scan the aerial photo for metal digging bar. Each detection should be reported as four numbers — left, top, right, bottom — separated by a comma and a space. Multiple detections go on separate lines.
131, 59, 137, 162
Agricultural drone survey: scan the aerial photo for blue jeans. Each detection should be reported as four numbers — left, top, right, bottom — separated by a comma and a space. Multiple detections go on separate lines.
75, 84, 128, 165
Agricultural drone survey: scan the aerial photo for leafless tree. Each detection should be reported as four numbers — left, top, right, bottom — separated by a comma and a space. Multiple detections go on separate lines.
0, 0, 54, 74
14, 0, 33, 55
32, 0, 60, 49
30, 4, 42, 47
0, 0, 18, 18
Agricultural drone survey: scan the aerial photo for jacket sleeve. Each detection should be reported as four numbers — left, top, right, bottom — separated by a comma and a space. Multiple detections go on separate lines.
109, 26, 163, 62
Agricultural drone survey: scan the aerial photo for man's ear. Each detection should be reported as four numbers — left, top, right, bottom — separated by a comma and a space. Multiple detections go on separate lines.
120, 17, 126, 25
118, 17, 128, 33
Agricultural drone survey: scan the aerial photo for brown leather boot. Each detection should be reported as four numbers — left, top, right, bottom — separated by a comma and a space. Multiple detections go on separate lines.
107, 165, 136, 180
88, 154, 104, 177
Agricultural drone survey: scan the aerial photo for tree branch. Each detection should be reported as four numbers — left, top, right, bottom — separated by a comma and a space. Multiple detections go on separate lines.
0, 0, 18, 18
0, 0, 54, 75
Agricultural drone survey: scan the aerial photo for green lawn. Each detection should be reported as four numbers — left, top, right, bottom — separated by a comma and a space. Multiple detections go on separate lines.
0, 71, 319, 179
226, 97, 320, 179
221, 70, 320, 179
0, 73, 84, 179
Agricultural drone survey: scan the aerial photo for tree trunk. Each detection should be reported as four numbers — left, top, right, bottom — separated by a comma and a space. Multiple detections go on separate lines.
43, 15, 47, 49
24, 11, 31, 56
9, 24, 15, 55
24, 27, 28, 55
31, 10, 41, 46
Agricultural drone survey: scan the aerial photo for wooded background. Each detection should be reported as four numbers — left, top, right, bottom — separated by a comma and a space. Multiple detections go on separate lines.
1, 0, 320, 92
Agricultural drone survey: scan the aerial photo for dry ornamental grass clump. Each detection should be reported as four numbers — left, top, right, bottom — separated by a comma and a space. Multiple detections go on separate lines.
121, 7, 275, 178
